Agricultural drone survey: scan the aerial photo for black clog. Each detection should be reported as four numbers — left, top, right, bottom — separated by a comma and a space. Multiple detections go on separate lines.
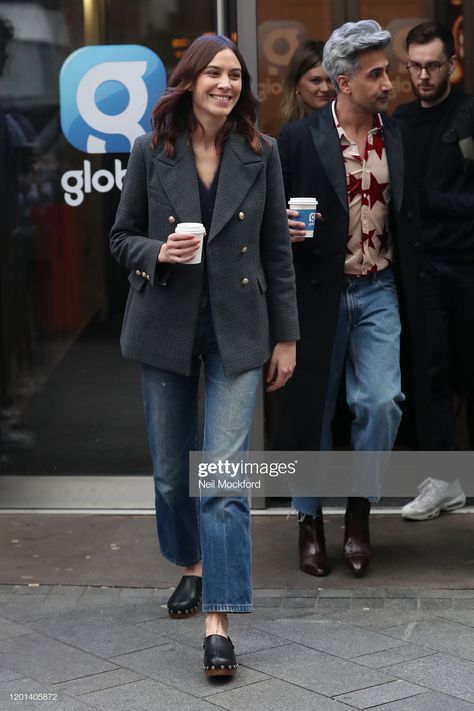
167, 575, 202, 618
203, 634, 238, 677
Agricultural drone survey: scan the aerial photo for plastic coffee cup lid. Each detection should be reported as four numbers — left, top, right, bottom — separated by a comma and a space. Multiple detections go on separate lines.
175, 222, 205, 233
288, 197, 318, 205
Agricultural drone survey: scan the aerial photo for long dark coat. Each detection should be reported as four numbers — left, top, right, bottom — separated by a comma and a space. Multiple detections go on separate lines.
110, 132, 299, 377
272, 104, 431, 450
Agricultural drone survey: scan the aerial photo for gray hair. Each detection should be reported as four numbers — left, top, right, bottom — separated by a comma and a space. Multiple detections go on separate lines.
323, 20, 391, 91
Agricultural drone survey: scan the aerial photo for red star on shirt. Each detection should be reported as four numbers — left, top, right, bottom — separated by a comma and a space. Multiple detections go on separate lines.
368, 173, 388, 206
347, 174, 362, 202
361, 229, 377, 253
368, 131, 384, 160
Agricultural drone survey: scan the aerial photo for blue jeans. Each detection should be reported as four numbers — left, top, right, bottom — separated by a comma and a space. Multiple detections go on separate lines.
141, 296, 261, 612
294, 268, 405, 515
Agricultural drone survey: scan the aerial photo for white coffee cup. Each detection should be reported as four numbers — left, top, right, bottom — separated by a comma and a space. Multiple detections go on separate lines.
175, 222, 206, 264
288, 197, 318, 238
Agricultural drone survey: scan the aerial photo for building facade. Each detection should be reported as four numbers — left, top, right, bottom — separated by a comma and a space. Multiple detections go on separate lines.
0, 0, 472, 506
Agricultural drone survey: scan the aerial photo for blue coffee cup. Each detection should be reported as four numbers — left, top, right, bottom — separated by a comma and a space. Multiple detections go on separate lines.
288, 197, 318, 238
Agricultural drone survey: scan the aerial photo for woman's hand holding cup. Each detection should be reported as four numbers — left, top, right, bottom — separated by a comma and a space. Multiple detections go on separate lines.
158, 222, 206, 264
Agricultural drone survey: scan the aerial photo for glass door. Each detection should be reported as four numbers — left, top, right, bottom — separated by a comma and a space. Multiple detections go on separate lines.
0, 0, 217, 479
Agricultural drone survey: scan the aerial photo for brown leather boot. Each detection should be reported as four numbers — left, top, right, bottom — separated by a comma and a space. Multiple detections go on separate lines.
298, 508, 330, 576
343, 497, 371, 577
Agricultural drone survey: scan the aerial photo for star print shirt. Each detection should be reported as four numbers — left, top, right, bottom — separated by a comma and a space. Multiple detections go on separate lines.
331, 101, 393, 276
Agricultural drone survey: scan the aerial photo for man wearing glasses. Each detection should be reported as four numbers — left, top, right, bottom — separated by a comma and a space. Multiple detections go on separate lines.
394, 21, 474, 520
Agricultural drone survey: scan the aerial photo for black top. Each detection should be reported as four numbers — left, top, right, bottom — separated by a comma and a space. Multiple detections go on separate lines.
197, 162, 221, 293
198, 162, 221, 237
394, 90, 474, 260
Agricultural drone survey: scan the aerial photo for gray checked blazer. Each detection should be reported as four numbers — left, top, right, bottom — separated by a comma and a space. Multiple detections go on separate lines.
110, 131, 299, 376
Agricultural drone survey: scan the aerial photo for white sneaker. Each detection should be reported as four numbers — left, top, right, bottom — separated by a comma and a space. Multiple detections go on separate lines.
401, 477, 466, 521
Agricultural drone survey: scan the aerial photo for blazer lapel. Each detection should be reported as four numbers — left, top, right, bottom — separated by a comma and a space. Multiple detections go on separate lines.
310, 107, 348, 213
153, 136, 202, 223
383, 117, 404, 215
208, 133, 263, 242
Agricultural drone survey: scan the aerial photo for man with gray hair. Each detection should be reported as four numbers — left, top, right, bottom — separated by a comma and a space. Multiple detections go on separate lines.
273, 20, 429, 577
323, 19, 391, 84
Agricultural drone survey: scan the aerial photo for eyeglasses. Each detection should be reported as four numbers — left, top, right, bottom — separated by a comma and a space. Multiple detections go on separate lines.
406, 60, 449, 76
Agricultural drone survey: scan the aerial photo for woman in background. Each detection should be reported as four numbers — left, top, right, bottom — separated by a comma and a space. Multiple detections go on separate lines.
275, 39, 335, 134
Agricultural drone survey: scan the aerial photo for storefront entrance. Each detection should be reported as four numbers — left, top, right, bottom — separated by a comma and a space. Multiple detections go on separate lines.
1, 0, 471, 508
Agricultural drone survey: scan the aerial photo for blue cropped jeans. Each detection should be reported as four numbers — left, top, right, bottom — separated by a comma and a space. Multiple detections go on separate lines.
294, 267, 405, 515
141, 295, 260, 612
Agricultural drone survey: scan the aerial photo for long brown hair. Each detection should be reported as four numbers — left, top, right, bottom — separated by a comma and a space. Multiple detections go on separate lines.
275, 40, 325, 134
151, 34, 263, 156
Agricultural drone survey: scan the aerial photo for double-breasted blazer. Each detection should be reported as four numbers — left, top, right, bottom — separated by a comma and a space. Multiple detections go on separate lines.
110, 131, 299, 376
272, 104, 430, 450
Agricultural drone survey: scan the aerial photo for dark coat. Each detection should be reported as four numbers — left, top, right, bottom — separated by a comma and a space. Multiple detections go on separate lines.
110, 132, 299, 377
272, 104, 430, 450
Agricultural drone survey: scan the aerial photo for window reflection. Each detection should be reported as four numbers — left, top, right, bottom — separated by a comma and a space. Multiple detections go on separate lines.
0, 0, 215, 475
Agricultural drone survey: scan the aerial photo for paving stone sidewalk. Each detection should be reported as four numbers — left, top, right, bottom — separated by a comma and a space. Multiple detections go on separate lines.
2, 584, 474, 710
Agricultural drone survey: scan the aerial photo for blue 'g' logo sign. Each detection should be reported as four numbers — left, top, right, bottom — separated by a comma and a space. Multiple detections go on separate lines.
60, 45, 166, 153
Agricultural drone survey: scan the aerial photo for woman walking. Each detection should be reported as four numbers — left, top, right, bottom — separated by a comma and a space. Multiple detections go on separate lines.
110, 34, 298, 677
